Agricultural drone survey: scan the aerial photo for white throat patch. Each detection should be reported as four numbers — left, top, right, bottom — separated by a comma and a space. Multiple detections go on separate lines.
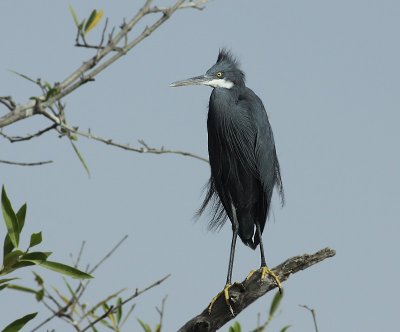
205, 78, 234, 89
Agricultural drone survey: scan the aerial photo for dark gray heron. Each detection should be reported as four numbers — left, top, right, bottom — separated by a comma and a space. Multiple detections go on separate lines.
170, 49, 284, 314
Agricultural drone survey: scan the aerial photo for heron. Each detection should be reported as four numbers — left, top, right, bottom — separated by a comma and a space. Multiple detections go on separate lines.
170, 49, 284, 314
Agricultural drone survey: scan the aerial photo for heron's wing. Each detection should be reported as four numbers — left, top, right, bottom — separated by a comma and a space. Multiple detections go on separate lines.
252, 96, 285, 205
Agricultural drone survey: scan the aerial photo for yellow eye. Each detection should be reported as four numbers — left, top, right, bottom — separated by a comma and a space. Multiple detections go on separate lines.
216, 72, 223, 78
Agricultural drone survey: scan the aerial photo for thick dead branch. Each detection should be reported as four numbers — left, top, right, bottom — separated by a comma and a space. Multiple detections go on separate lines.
178, 247, 335, 332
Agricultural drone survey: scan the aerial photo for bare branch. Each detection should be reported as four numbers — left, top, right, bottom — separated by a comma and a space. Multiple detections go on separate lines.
148, 0, 209, 13
88, 235, 128, 274
156, 295, 168, 330
300, 304, 319, 332
57, 124, 209, 163
0, 159, 53, 166
0, 124, 56, 142
0, 96, 16, 111
71, 241, 86, 269
178, 247, 336, 332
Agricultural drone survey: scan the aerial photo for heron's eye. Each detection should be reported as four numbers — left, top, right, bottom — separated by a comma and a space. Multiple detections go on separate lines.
216, 72, 223, 78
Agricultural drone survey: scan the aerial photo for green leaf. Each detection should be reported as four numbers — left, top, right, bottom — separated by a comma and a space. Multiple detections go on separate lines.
3, 234, 13, 258
137, 319, 152, 332
84, 10, 97, 32
102, 302, 110, 312
68, 5, 80, 28
0, 278, 18, 291
46, 87, 60, 99
84, 9, 103, 34
121, 303, 135, 327
108, 308, 116, 327
8, 70, 38, 85
70, 141, 91, 178
33, 272, 44, 286
81, 288, 125, 320
10, 261, 36, 269
0, 284, 8, 291
16, 204, 27, 232
21, 251, 50, 262
2, 312, 37, 332
7, 284, 38, 294
84, 9, 104, 34
0, 278, 18, 285
2, 186, 20, 248
229, 321, 241, 332
64, 278, 76, 298
116, 297, 122, 323
36, 288, 44, 301
3, 250, 23, 270
51, 286, 70, 305
269, 290, 284, 318
279, 325, 291, 332
39, 260, 93, 279
29, 232, 42, 248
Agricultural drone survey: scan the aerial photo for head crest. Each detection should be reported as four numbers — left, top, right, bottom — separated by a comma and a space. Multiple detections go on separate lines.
217, 49, 238, 66
214, 49, 245, 86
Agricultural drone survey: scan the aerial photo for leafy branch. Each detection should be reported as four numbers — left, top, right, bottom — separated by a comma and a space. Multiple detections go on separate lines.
0, 0, 210, 168
1, 185, 92, 331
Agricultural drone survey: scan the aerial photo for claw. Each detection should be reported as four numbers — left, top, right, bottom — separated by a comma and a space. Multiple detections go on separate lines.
245, 267, 283, 293
208, 283, 234, 316
245, 269, 256, 282
260, 266, 282, 293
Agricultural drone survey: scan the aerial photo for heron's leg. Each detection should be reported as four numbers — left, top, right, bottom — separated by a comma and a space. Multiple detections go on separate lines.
227, 203, 239, 285
254, 221, 282, 292
208, 202, 239, 316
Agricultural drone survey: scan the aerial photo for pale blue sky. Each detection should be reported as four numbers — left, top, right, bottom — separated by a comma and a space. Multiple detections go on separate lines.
1, 1, 399, 331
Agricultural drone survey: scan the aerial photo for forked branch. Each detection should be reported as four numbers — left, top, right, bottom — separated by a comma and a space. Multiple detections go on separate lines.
0, 0, 210, 129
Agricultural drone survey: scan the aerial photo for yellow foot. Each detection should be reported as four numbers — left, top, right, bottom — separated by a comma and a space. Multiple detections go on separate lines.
260, 266, 282, 293
245, 267, 283, 292
245, 269, 256, 282
208, 283, 234, 316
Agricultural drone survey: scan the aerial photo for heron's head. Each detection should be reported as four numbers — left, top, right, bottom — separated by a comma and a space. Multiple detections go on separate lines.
170, 49, 245, 89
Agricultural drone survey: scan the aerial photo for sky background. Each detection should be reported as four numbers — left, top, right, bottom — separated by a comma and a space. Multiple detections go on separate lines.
1, 0, 399, 331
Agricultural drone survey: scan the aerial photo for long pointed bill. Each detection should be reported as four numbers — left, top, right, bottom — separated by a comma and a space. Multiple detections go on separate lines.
169, 75, 210, 87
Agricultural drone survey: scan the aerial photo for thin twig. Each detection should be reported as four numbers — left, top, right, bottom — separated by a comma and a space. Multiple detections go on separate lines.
89, 235, 128, 274
0, 124, 56, 142
57, 124, 209, 163
81, 274, 171, 332
71, 241, 86, 269
300, 305, 319, 332
31, 236, 129, 332
0, 96, 16, 110
0, 159, 53, 166
156, 295, 168, 330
